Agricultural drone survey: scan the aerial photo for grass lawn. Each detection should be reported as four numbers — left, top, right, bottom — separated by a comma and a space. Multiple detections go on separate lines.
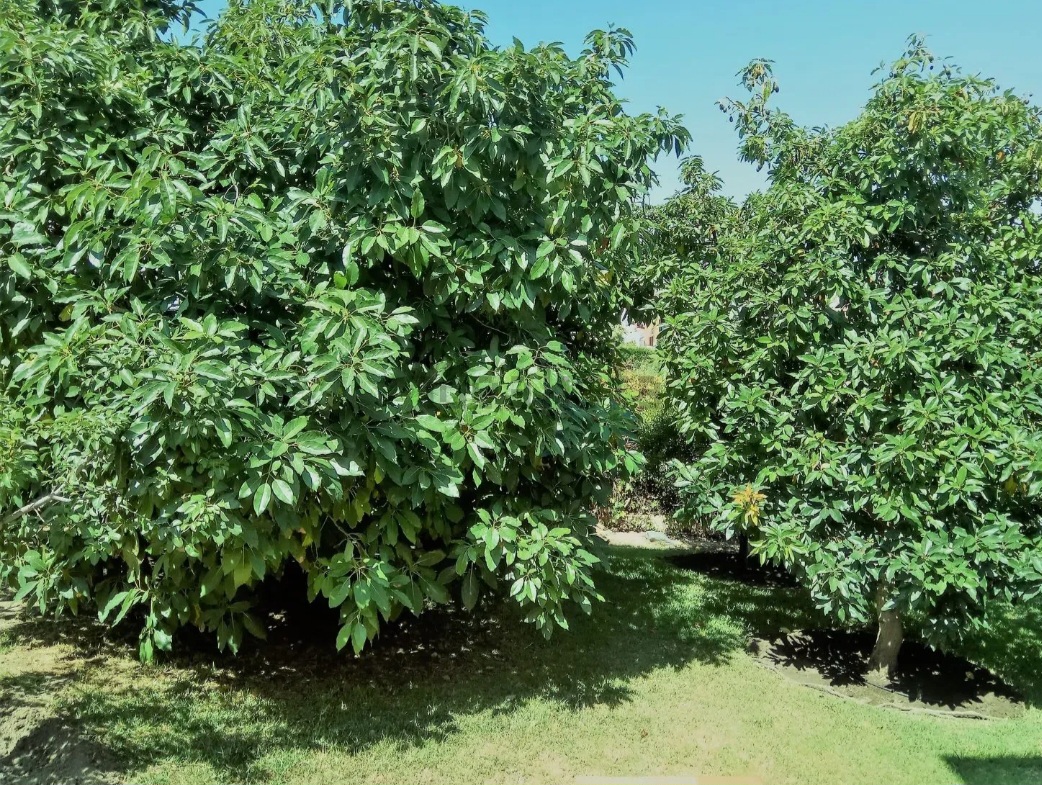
2, 544, 1041, 785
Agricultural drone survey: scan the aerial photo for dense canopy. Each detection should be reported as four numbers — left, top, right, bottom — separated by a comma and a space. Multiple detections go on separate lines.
0, 0, 685, 657
660, 42, 1042, 672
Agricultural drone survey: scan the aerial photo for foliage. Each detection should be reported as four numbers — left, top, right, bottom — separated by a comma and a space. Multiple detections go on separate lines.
0, 0, 687, 657
616, 343, 661, 372
618, 345, 664, 423
625, 156, 737, 325
662, 40, 1042, 647
607, 159, 737, 533
601, 345, 696, 532
605, 158, 737, 534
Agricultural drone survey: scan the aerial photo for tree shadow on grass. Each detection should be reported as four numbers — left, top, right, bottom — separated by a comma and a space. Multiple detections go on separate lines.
662, 546, 1037, 715
755, 629, 1025, 717
951, 603, 1042, 707
665, 548, 798, 590
945, 756, 1042, 785
0, 709, 120, 785
0, 545, 810, 783
0, 605, 123, 784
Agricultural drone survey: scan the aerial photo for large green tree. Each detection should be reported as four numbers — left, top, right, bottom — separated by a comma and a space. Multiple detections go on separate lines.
0, 0, 686, 658
662, 41, 1042, 678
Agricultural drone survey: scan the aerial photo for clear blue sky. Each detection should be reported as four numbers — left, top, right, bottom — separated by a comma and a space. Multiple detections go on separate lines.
190, 0, 1042, 201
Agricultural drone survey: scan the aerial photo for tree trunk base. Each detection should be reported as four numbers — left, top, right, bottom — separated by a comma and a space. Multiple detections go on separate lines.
865, 666, 895, 688
866, 606, 903, 686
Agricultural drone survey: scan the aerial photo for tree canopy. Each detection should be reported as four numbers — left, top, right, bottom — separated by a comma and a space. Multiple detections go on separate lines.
0, 0, 686, 657
625, 156, 737, 325
660, 40, 1042, 673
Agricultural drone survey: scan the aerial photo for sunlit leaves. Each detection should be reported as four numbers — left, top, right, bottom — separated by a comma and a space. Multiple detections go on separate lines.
0, 0, 684, 659
662, 40, 1042, 648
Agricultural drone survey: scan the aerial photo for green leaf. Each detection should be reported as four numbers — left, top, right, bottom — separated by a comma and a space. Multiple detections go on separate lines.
416, 550, 445, 567
11, 223, 47, 247
354, 580, 371, 609
461, 571, 479, 610
214, 417, 233, 448
254, 483, 272, 515
341, 246, 360, 286
327, 579, 352, 608
410, 189, 425, 219
7, 254, 31, 279
336, 623, 352, 651
415, 414, 445, 432
351, 621, 368, 654
272, 478, 295, 505
284, 416, 309, 438
98, 590, 131, 622
428, 385, 457, 405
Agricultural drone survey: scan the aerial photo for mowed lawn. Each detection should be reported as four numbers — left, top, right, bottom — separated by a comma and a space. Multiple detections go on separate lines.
2, 546, 1041, 785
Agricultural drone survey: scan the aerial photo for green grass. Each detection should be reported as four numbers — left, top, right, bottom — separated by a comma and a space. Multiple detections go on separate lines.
2, 547, 1042, 785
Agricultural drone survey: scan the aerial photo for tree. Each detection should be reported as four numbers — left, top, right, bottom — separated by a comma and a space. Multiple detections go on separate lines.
625, 156, 736, 326
661, 40, 1042, 679
0, 0, 686, 658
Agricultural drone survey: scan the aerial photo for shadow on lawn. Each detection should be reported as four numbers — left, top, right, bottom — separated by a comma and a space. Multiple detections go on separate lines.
945, 755, 1042, 785
757, 628, 1025, 717
0, 546, 807, 782
666, 548, 797, 590
952, 602, 1042, 707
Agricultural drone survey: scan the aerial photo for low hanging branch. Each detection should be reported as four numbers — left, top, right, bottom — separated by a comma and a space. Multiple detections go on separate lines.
0, 492, 70, 528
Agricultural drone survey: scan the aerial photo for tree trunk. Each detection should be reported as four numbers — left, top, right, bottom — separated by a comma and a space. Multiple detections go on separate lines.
737, 533, 750, 568
866, 584, 903, 684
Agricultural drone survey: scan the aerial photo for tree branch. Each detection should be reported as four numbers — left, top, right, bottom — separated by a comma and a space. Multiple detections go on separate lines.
1, 492, 70, 528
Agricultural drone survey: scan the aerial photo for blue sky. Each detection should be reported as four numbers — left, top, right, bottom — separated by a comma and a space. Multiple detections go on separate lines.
190, 0, 1042, 201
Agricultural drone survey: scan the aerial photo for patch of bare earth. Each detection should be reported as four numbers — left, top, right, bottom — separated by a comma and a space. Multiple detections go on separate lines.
0, 599, 118, 785
592, 523, 704, 551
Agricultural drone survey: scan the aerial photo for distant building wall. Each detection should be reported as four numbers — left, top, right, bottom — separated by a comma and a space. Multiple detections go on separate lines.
622, 319, 660, 348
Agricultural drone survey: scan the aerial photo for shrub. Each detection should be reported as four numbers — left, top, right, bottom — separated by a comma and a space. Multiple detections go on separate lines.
662, 41, 1042, 676
0, 0, 686, 657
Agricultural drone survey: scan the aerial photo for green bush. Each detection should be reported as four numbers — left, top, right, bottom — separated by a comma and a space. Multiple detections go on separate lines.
0, 0, 686, 657
661, 42, 1042, 674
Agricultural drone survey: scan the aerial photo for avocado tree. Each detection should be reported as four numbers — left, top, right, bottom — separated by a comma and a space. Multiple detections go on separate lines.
0, 0, 686, 658
662, 41, 1042, 678
624, 156, 736, 327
